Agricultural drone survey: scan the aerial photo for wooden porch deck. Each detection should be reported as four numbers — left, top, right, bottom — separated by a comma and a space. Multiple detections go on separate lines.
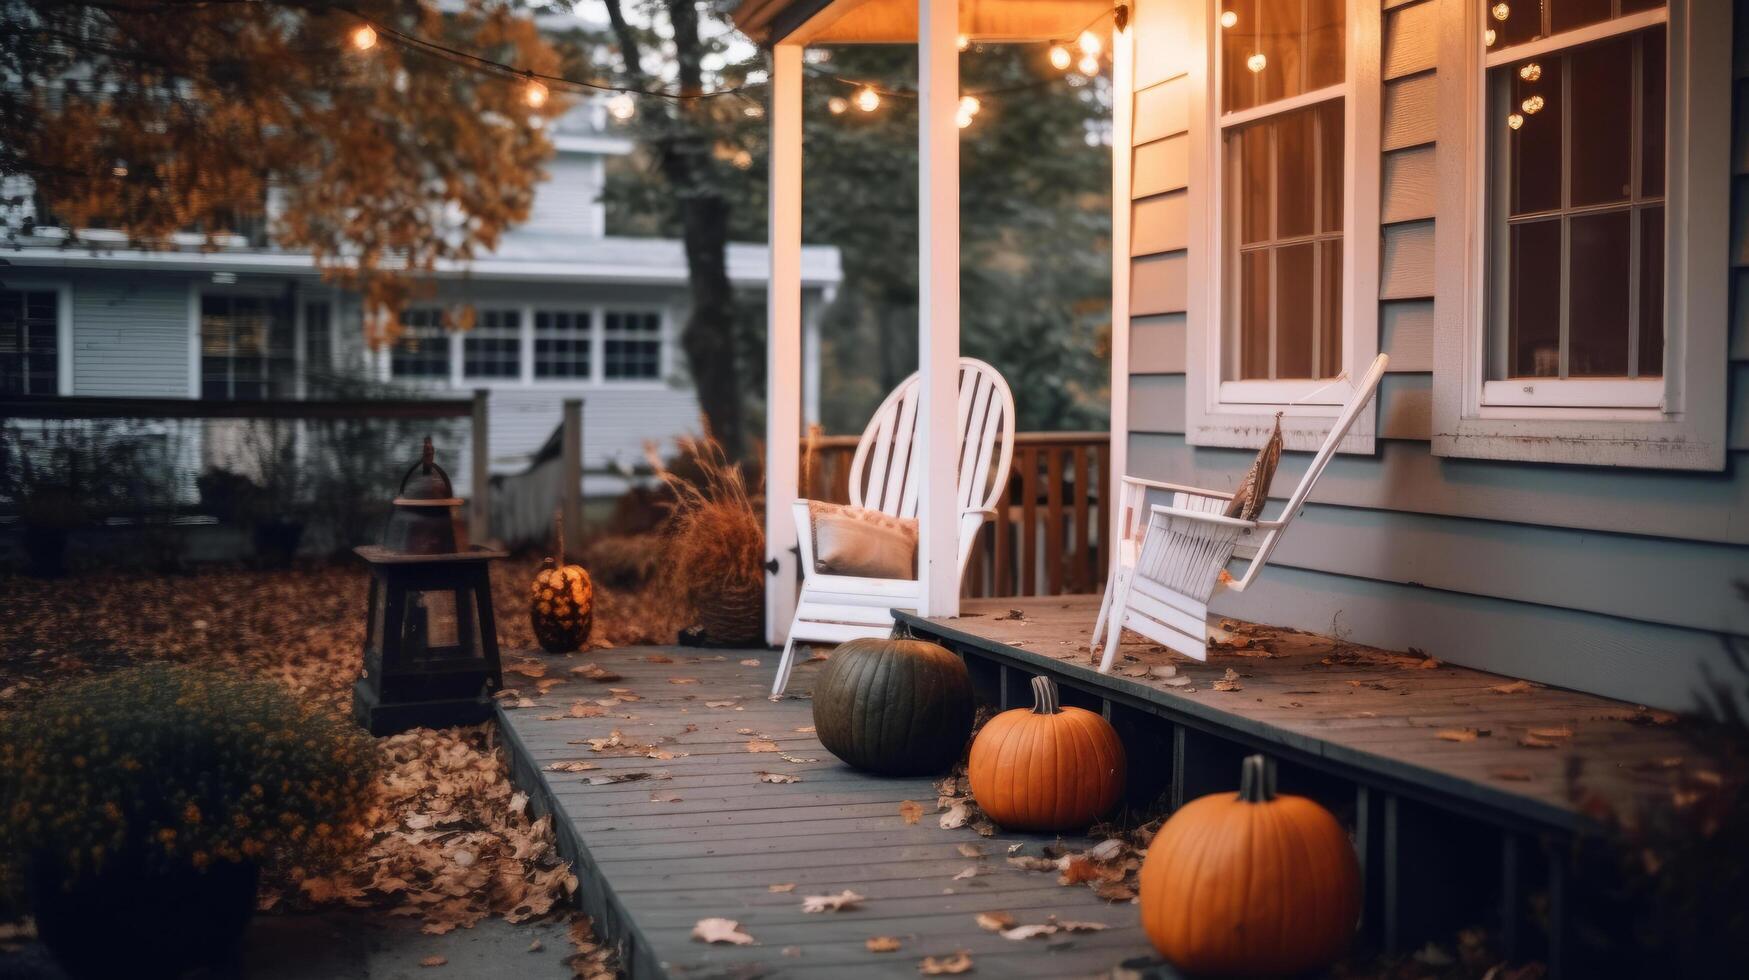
497, 647, 1161, 979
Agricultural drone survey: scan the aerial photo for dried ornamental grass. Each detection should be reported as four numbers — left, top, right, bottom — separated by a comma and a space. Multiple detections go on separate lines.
650, 436, 764, 625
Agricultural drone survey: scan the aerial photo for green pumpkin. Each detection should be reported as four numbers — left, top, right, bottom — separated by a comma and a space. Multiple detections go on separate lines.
811, 637, 974, 776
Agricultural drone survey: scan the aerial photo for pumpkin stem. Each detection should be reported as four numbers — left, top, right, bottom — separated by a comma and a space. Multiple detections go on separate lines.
553, 507, 564, 567
1030, 675, 1062, 715
1238, 754, 1278, 803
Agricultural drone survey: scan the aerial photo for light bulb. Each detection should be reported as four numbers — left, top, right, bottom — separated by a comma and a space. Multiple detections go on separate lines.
855, 86, 880, 112
1078, 54, 1100, 76
1492, 3, 1510, 21
1049, 45, 1072, 70
1521, 95, 1544, 114
959, 95, 980, 116
1485, 28, 1497, 45
524, 79, 548, 108
351, 24, 377, 51
1079, 31, 1102, 57
1507, 112, 1524, 130
607, 93, 635, 120
1220, 10, 1238, 28
827, 96, 848, 115
1247, 52, 1267, 73
1519, 62, 1542, 81
956, 34, 969, 52
956, 108, 974, 129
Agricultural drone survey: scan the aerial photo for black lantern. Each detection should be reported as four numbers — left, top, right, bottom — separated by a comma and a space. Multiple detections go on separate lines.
352, 438, 506, 736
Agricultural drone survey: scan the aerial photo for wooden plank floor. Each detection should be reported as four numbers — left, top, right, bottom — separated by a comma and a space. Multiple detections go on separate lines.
905, 596, 1714, 834
497, 647, 1160, 979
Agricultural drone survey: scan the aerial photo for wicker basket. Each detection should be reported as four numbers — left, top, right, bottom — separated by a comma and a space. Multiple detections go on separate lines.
696, 579, 764, 647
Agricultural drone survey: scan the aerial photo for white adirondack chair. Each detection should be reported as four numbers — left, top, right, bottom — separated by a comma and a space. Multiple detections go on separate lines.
1091, 353, 1389, 672
771, 358, 1016, 696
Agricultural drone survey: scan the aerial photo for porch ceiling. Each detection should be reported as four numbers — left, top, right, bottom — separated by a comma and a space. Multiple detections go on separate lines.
733, 0, 1112, 45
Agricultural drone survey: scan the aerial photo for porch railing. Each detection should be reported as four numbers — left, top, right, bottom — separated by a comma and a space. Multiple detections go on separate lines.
802, 431, 1111, 599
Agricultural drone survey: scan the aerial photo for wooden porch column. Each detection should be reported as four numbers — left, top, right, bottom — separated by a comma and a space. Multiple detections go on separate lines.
765, 42, 804, 646
1108, 16, 1133, 553
916, 0, 960, 619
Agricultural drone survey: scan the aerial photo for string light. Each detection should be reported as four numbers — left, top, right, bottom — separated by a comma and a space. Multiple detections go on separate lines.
351, 24, 378, 51
1492, 3, 1511, 21
1049, 45, 1073, 70
1247, 52, 1267, 73
956, 106, 975, 128
959, 95, 981, 116
1079, 31, 1102, 56
1485, 28, 1497, 45
1507, 112, 1524, 130
1220, 10, 1238, 28
957, 34, 970, 52
1520, 94, 1544, 114
827, 96, 848, 114
607, 93, 636, 120
523, 76, 548, 108
855, 86, 881, 112
1519, 62, 1542, 81
1078, 53, 1100, 75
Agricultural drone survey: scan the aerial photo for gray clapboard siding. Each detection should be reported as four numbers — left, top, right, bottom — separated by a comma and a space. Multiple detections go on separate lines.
1128, 373, 1185, 434
1383, 0, 1439, 80
1133, 134, 1189, 198
1211, 562, 1738, 716
1382, 72, 1439, 150
1381, 300, 1435, 371
1378, 372, 1432, 440
518, 155, 604, 238
1130, 314, 1186, 374
1131, 191, 1188, 256
1381, 145, 1438, 224
1131, 250, 1187, 315
1255, 502, 1749, 635
1134, 76, 1189, 145
1127, 432, 1749, 546
1380, 220, 1436, 299
71, 276, 192, 397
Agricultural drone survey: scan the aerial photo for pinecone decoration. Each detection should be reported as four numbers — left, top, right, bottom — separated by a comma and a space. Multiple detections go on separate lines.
529, 511, 593, 653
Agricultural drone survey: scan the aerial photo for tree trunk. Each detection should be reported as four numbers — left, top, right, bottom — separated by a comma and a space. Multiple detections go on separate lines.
677, 193, 744, 457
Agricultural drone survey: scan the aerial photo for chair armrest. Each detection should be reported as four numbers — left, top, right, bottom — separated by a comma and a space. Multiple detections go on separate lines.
960, 506, 996, 518
1120, 474, 1235, 501
1147, 502, 1258, 530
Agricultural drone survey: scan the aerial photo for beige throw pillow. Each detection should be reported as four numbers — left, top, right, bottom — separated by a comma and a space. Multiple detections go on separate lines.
808, 502, 919, 580
1223, 412, 1283, 521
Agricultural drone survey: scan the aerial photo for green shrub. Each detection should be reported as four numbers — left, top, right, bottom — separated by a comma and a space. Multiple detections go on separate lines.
0, 664, 379, 900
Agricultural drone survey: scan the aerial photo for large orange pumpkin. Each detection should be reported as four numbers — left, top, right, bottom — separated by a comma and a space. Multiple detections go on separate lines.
966, 675, 1125, 831
1138, 754, 1360, 975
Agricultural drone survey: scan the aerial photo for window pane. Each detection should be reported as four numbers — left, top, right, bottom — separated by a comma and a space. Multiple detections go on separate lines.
1507, 56, 1562, 216
1238, 249, 1270, 379
1493, 0, 1543, 49
1306, 0, 1345, 91
1567, 209, 1631, 377
1640, 27, 1666, 197
1275, 243, 1316, 379
1552, 0, 1614, 35
0, 289, 58, 396
1222, 2, 1258, 114
1507, 219, 1562, 377
1636, 205, 1665, 378
1569, 34, 1633, 207
1258, 0, 1305, 104
392, 310, 451, 380
1275, 109, 1316, 239
463, 309, 520, 379
1235, 123, 1272, 245
603, 312, 661, 380
535, 310, 592, 379
1318, 240, 1343, 378
1318, 99, 1344, 233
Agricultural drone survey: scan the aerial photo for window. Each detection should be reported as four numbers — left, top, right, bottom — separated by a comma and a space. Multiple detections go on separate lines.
0, 288, 59, 396
603, 311, 661, 380
201, 294, 293, 399
1432, 0, 1730, 470
1483, 1, 1667, 408
391, 308, 450, 380
303, 301, 332, 374
463, 308, 521, 380
534, 310, 591, 379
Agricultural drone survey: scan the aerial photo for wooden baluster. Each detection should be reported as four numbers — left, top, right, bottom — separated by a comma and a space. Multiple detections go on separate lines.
1045, 448, 1064, 595
993, 469, 1012, 597
1020, 447, 1038, 595
1073, 444, 1091, 594
1093, 440, 1109, 589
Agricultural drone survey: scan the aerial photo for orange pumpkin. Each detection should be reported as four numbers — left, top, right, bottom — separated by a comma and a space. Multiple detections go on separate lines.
966, 675, 1125, 831
529, 511, 593, 653
1138, 754, 1360, 975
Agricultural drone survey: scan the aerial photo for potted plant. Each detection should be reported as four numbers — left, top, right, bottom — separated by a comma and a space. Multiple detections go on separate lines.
653, 436, 765, 646
0, 664, 378, 978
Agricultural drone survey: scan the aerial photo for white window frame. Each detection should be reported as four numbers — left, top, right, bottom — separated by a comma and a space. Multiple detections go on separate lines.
386, 307, 453, 384
459, 307, 524, 383
1433, 0, 1731, 470
1186, 0, 1383, 453
0, 279, 73, 397
381, 300, 675, 390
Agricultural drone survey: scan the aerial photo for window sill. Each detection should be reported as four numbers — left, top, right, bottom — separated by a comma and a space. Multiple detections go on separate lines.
1218, 378, 1352, 409
1480, 378, 1664, 411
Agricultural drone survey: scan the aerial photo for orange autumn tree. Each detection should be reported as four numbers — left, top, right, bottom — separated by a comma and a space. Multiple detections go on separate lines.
0, 0, 563, 341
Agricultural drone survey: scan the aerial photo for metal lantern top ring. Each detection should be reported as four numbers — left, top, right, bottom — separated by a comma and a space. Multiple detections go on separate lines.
384, 437, 465, 555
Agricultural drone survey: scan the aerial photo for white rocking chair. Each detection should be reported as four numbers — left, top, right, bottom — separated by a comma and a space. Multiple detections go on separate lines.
770, 357, 1016, 696
1091, 354, 1389, 672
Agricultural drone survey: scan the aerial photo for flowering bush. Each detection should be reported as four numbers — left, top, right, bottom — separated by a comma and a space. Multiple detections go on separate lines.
0, 664, 379, 898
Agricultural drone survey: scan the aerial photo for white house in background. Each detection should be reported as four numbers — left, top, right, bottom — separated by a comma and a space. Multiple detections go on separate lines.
0, 95, 841, 499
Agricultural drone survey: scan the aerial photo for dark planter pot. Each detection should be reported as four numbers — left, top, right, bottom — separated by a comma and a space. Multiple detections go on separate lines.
251, 519, 305, 568
30, 858, 259, 979
21, 525, 70, 578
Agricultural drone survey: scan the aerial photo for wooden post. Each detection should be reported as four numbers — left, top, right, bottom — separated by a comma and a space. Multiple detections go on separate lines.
470, 388, 490, 543
1108, 17, 1133, 561
765, 42, 804, 647
561, 398, 583, 559
916, 0, 960, 619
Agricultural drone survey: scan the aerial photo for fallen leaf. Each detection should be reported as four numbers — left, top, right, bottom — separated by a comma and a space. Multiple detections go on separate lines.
740, 658, 762, 667
1001, 923, 1058, 940
526, 938, 542, 953
956, 843, 985, 859
1088, 838, 1125, 862
975, 912, 1015, 932
952, 866, 981, 881
768, 882, 797, 893
1519, 734, 1561, 749
705, 700, 737, 708
1437, 728, 1479, 743
939, 802, 970, 829
780, 753, 818, 764
419, 956, 447, 968
1057, 920, 1108, 932
1213, 668, 1243, 693
1006, 855, 1056, 872
746, 739, 780, 753
546, 761, 600, 772
899, 800, 924, 825
920, 951, 974, 975
1163, 676, 1192, 688
569, 664, 621, 683
1529, 726, 1574, 739
1491, 680, 1539, 694
668, 677, 699, 685
794, 725, 816, 733
867, 936, 902, 952
691, 918, 755, 945
757, 771, 800, 784
1093, 881, 1136, 902
801, 889, 865, 913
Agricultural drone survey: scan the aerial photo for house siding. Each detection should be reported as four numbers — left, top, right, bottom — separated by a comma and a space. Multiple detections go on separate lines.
69, 271, 194, 397
1124, 0, 1749, 712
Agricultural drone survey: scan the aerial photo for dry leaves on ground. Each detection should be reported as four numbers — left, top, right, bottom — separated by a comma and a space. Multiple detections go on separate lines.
692, 918, 756, 945
801, 889, 865, 913
919, 951, 975, 974
898, 800, 924, 825
757, 771, 800, 784
1438, 728, 1481, 743
866, 936, 902, 952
